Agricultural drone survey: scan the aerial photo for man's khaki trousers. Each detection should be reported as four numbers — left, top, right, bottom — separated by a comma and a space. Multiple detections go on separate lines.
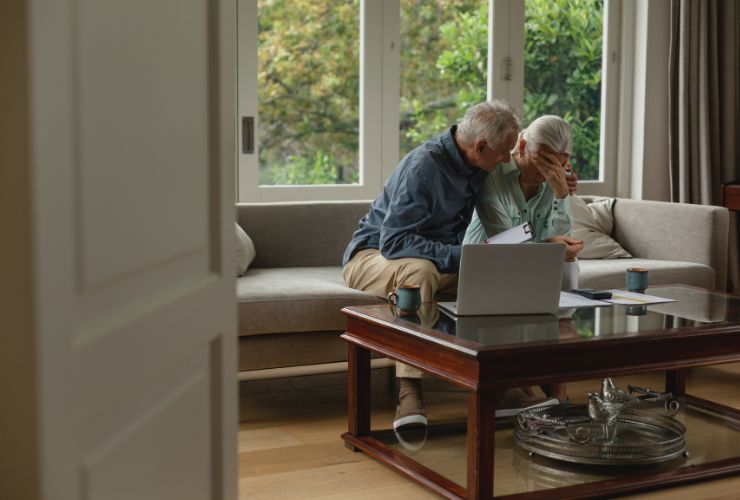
343, 249, 457, 378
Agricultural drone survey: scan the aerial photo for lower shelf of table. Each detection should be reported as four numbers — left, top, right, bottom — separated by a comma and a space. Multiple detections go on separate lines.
347, 396, 740, 498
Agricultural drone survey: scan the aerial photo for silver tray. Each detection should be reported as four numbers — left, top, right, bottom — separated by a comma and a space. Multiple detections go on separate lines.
514, 403, 686, 465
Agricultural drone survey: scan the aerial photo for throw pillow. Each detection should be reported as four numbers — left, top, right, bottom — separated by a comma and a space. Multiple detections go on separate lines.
235, 222, 256, 276
571, 196, 632, 259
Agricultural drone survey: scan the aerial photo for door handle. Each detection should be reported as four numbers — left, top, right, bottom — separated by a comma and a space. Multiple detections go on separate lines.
241, 116, 254, 154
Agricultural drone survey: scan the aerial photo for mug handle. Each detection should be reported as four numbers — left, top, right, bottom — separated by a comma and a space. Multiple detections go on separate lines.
387, 292, 398, 305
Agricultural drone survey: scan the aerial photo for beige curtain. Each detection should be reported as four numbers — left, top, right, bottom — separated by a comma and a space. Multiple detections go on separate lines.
669, 0, 740, 291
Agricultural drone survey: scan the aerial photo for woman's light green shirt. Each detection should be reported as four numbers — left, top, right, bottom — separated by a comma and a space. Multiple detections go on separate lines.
463, 160, 572, 244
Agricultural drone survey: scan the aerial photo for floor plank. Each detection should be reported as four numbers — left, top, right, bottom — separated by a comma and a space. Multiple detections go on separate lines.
240, 364, 740, 499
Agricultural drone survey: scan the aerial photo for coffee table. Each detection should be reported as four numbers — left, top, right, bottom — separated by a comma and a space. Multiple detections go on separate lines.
340, 285, 740, 499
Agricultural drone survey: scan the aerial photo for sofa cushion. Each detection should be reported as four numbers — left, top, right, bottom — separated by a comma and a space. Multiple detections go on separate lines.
571, 196, 632, 259
237, 201, 372, 268
237, 266, 384, 336
235, 222, 256, 276
579, 258, 715, 290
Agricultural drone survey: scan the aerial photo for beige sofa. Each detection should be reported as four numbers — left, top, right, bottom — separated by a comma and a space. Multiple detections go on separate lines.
236, 198, 729, 379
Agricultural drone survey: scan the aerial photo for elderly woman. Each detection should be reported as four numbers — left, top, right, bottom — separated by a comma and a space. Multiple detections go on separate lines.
463, 114, 583, 260
463, 114, 583, 403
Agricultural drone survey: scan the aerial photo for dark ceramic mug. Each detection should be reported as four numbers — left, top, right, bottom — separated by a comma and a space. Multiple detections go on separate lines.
387, 284, 421, 312
626, 267, 649, 293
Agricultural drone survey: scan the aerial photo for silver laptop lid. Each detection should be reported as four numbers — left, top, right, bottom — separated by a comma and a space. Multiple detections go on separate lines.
450, 243, 565, 315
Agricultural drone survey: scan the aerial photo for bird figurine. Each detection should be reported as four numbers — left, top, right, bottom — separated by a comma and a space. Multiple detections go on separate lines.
586, 378, 639, 442
600, 378, 637, 405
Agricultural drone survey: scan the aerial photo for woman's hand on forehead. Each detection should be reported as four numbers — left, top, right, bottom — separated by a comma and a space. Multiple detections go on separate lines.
533, 150, 563, 171
532, 150, 571, 198
535, 149, 569, 168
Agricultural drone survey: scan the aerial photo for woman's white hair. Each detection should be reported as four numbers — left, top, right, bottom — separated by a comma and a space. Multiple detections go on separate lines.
456, 100, 521, 149
521, 115, 573, 155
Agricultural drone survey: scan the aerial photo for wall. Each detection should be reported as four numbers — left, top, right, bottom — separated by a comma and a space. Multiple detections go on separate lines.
0, 0, 41, 499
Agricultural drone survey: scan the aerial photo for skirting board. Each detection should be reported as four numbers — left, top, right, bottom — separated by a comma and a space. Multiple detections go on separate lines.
238, 357, 395, 381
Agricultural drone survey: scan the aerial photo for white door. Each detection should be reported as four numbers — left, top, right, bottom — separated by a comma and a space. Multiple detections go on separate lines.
4, 0, 237, 498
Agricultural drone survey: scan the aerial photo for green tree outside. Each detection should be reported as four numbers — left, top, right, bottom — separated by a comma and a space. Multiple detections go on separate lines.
257, 0, 360, 185
399, 1, 487, 155
523, 0, 603, 179
257, 0, 603, 185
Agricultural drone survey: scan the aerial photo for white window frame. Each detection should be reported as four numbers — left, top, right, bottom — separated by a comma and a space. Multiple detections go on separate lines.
237, 0, 622, 202
237, 0, 397, 202
593, 0, 622, 197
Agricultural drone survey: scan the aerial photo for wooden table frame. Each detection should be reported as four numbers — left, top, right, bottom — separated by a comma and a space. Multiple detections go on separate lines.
341, 294, 740, 499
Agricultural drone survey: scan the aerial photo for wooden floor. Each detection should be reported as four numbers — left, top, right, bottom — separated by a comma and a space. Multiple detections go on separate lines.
239, 363, 740, 499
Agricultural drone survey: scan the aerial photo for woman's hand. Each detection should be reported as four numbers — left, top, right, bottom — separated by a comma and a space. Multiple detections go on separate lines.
565, 164, 578, 195
533, 151, 570, 198
545, 235, 585, 262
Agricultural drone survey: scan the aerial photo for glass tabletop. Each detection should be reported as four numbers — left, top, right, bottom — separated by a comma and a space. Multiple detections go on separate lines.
350, 286, 740, 353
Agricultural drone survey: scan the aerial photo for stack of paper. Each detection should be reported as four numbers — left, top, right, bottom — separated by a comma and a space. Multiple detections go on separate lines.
558, 290, 677, 309
602, 290, 676, 306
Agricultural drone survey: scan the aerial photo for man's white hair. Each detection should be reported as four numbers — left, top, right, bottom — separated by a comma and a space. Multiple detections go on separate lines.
456, 100, 521, 149
522, 115, 573, 155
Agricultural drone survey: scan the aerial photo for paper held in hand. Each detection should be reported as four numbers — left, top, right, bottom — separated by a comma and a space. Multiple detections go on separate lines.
484, 222, 534, 244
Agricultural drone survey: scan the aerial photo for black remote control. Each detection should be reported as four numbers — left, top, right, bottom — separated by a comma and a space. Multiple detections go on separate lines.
571, 288, 612, 300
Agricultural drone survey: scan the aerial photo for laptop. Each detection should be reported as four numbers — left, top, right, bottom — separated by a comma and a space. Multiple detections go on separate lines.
438, 243, 565, 316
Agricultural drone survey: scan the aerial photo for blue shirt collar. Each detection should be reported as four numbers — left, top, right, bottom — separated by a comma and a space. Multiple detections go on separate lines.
443, 126, 481, 177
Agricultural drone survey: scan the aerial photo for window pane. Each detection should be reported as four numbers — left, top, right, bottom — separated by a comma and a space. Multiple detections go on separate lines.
400, 0, 488, 159
524, 0, 604, 180
258, 0, 360, 185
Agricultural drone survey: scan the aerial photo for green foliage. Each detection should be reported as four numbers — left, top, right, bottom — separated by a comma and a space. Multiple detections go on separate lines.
435, 3, 489, 109
257, 0, 604, 185
257, 0, 360, 185
260, 149, 359, 185
398, 1, 485, 155
432, 0, 604, 179
523, 0, 604, 179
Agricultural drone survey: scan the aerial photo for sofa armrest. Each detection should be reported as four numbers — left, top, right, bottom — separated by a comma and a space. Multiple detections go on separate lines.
612, 199, 729, 290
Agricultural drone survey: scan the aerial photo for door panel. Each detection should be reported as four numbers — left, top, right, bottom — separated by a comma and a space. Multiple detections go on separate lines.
77, 0, 210, 287
82, 355, 210, 500
26, 0, 237, 498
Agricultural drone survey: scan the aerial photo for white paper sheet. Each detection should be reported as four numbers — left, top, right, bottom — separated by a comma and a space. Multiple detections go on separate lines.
559, 291, 612, 308
602, 289, 677, 305
484, 222, 534, 244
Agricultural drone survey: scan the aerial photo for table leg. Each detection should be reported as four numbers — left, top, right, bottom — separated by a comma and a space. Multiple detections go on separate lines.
467, 390, 496, 499
346, 343, 371, 451
666, 369, 687, 396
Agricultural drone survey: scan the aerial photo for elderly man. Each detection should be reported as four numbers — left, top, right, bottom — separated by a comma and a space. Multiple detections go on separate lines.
342, 100, 522, 432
